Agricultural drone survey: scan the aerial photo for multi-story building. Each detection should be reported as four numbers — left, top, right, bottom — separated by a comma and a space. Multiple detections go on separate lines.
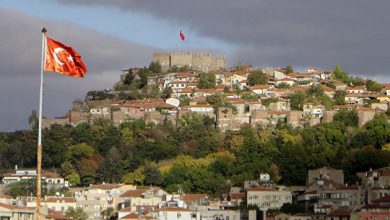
317, 182, 361, 211
246, 187, 292, 211
74, 184, 136, 220
26, 197, 76, 214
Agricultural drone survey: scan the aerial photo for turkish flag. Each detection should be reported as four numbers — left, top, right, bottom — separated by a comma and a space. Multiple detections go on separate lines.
179, 30, 185, 41
44, 37, 87, 78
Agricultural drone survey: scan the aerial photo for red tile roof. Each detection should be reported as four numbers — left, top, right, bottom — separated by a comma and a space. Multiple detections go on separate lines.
231, 192, 245, 200
120, 213, 138, 219
47, 209, 71, 220
182, 194, 207, 202
175, 72, 193, 77
328, 209, 350, 217
120, 189, 147, 198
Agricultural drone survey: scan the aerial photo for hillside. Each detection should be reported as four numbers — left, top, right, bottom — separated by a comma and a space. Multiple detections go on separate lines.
2, 60, 390, 196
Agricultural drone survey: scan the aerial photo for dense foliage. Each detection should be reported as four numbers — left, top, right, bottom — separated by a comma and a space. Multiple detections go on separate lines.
1, 113, 390, 197
247, 70, 268, 86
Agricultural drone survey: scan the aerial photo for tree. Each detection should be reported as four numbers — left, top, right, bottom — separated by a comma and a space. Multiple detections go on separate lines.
276, 82, 291, 89
143, 162, 162, 186
198, 73, 216, 89
235, 136, 278, 179
247, 70, 268, 86
318, 95, 334, 110
351, 114, 390, 149
301, 122, 347, 168
65, 143, 95, 164
332, 65, 350, 84
101, 207, 115, 220
123, 71, 135, 85
307, 84, 324, 97
148, 61, 162, 74
122, 168, 145, 185
278, 142, 307, 185
366, 79, 383, 92
28, 110, 38, 129
65, 207, 88, 220
285, 65, 294, 74
342, 146, 390, 183
61, 161, 80, 186
161, 87, 173, 99
333, 109, 359, 127
6, 179, 36, 197
290, 91, 306, 110
96, 157, 124, 183
334, 91, 346, 105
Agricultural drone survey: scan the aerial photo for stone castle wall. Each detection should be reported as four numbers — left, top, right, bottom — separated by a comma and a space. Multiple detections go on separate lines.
153, 52, 225, 72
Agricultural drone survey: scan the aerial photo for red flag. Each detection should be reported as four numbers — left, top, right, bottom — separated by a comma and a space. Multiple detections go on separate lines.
44, 37, 87, 78
179, 30, 185, 41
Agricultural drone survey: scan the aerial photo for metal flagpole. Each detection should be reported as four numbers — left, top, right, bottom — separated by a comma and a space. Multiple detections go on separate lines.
36, 27, 47, 220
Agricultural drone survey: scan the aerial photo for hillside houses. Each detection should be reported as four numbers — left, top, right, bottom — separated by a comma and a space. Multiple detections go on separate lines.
42, 65, 390, 132
2, 166, 390, 219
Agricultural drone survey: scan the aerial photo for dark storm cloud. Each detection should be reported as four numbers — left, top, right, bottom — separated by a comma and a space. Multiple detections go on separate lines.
0, 8, 155, 131
57, 0, 390, 76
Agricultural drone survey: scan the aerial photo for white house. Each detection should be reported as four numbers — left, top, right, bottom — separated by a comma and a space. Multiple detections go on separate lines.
152, 207, 198, 220
246, 187, 292, 211
2, 167, 68, 188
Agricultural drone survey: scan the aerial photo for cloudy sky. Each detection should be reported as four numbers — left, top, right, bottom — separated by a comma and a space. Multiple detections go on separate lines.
1, 0, 390, 131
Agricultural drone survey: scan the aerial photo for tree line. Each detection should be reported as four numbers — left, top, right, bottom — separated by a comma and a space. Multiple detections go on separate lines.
1, 110, 390, 197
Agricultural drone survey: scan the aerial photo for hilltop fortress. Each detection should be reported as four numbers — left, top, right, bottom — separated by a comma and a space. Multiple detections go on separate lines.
153, 52, 226, 72
42, 52, 390, 132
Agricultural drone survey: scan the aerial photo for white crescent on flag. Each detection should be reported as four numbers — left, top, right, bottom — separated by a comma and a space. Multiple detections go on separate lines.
53, 47, 65, 66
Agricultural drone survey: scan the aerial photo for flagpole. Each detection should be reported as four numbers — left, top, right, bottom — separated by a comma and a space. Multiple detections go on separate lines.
36, 27, 46, 220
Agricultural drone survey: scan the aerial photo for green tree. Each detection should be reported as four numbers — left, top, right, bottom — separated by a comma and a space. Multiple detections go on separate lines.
318, 95, 334, 110
334, 91, 346, 105
278, 142, 307, 185
333, 109, 359, 127
235, 136, 278, 178
247, 70, 268, 86
143, 162, 162, 186
198, 73, 216, 89
65, 207, 88, 220
290, 91, 306, 110
342, 146, 390, 183
352, 114, 390, 149
96, 157, 124, 183
28, 110, 38, 129
123, 71, 135, 85
208, 155, 235, 178
101, 207, 115, 220
332, 65, 350, 84
307, 84, 324, 97
122, 168, 145, 185
285, 65, 294, 74
276, 82, 291, 89
65, 143, 95, 164
301, 122, 347, 168
148, 61, 162, 74
161, 87, 173, 99
366, 79, 383, 92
